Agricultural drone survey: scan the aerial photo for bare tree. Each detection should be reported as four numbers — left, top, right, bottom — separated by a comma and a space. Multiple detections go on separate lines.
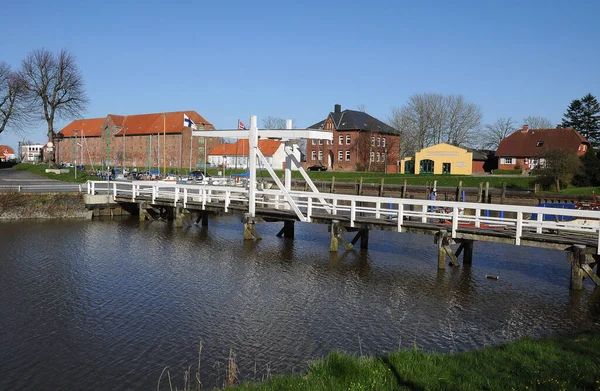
356, 104, 366, 112
0, 62, 28, 135
444, 95, 483, 146
20, 48, 88, 164
389, 93, 482, 157
523, 115, 553, 129
481, 117, 516, 150
261, 116, 292, 129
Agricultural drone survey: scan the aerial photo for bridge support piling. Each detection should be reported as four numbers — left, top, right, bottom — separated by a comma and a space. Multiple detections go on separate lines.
174, 206, 184, 228
243, 213, 262, 240
569, 245, 586, 290
329, 220, 352, 252
194, 211, 209, 227
435, 230, 459, 269
350, 229, 369, 250
276, 220, 295, 238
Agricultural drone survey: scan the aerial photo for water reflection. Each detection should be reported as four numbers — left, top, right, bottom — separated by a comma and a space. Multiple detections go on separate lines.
0, 216, 598, 391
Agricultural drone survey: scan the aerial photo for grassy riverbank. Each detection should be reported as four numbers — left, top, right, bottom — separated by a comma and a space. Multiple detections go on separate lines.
0, 192, 90, 219
12, 163, 600, 195
219, 332, 600, 391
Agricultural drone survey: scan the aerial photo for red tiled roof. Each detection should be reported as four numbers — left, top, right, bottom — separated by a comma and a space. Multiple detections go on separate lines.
209, 139, 282, 157
58, 111, 214, 137
0, 145, 15, 155
495, 128, 589, 157
58, 118, 105, 137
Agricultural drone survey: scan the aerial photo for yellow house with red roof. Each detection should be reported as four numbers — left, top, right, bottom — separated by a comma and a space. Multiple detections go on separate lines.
58, 111, 220, 170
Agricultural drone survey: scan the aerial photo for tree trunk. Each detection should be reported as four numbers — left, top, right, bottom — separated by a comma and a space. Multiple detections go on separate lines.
555, 179, 561, 192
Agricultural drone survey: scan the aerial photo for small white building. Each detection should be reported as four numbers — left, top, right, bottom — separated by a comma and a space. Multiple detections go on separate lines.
208, 139, 302, 170
21, 144, 45, 163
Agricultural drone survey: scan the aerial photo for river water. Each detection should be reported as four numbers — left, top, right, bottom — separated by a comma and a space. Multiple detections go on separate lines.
1, 216, 599, 390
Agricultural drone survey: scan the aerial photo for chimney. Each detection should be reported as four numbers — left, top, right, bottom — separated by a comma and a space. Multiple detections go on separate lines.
521, 125, 529, 132
334, 104, 341, 113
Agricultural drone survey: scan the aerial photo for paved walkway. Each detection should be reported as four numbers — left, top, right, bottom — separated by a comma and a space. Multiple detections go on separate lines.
0, 168, 81, 193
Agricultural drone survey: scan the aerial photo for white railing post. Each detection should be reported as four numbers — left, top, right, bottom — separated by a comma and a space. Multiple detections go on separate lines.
452, 207, 459, 238
183, 188, 187, 208
174, 187, 179, 206
516, 211, 523, 245
202, 188, 206, 210
421, 205, 427, 223
152, 186, 157, 203
351, 200, 356, 228
375, 201, 381, 219
536, 212, 543, 234
113, 182, 117, 198
475, 208, 481, 228
306, 196, 313, 220
397, 203, 403, 232
332, 198, 338, 215
225, 190, 230, 212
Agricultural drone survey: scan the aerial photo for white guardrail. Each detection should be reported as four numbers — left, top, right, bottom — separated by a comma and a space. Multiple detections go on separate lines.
87, 180, 600, 253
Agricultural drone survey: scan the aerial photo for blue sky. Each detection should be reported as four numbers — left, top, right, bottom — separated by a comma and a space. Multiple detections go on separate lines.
1, 0, 598, 150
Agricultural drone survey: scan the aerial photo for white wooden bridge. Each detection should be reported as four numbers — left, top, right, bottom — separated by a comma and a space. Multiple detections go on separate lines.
84, 115, 600, 290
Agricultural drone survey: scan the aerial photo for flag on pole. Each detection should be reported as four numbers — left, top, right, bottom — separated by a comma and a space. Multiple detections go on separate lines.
238, 120, 246, 130
184, 113, 198, 130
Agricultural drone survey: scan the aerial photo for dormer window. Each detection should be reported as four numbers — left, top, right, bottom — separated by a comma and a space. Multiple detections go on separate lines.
536, 141, 544, 147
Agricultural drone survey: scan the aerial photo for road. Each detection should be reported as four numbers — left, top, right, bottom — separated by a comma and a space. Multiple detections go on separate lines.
0, 168, 84, 193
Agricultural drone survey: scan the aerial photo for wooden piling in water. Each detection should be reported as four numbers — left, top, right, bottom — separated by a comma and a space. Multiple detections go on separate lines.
379, 177, 385, 197
243, 213, 262, 240
456, 181, 462, 201
569, 245, 586, 290
330, 176, 335, 193
402, 179, 407, 198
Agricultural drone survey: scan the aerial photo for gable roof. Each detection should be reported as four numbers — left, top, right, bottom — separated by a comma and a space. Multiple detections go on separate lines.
496, 127, 589, 157
209, 139, 282, 157
0, 145, 15, 155
58, 111, 214, 137
308, 105, 398, 135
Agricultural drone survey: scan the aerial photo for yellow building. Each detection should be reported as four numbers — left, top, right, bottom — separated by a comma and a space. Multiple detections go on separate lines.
400, 143, 472, 175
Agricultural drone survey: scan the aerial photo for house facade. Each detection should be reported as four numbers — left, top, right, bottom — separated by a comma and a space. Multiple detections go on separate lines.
20, 144, 45, 163
495, 126, 590, 171
58, 111, 220, 170
208, 139, 302, 170
0, 145, 15, 161
306, 104, 400, 172
400, 143, 473, 175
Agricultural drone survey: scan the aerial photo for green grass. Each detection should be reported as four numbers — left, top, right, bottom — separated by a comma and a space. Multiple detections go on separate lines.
225, 332, 600, 391
12, 164, 600, 196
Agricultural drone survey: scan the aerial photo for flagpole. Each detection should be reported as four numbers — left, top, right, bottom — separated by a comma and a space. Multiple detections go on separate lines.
189, 124, 193, 174
163, 113, 166, 177
235, 119, 239, 172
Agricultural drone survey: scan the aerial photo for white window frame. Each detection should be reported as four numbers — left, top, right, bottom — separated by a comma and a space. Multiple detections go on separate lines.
382, 138, 386, 148
346, 135, 351, 145
382, 152, 386, 162
318, 150, 323, 161
370, 152, 375, 162
502, 157, 514, 164
311, 139, 316, 145
377, 137, 380, 147
339, 135, 343, 145
371, 136, 375, 146
311, 151, 316, 161
338, 151, 343, 161
318, 139, 323, 145
376, 152, 380, 162
346, 150, 351, 161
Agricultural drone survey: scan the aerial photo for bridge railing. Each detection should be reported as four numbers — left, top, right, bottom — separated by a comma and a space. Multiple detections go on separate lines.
87, 181, 600, 253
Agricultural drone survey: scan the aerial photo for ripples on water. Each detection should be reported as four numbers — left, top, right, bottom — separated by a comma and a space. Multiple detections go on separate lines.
0, 216, 598, 390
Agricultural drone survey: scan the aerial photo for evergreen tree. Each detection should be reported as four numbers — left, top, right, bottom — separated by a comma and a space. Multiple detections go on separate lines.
562, 93, 600, 147
572, 148, 600, 187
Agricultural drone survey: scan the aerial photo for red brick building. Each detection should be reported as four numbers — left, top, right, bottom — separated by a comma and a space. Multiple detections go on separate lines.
495, 125, 590, 171
306, 104, 400, 172
57, 111, 220, 170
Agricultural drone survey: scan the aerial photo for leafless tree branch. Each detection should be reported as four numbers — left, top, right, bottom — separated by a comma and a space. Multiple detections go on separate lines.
20, 48, 88, 164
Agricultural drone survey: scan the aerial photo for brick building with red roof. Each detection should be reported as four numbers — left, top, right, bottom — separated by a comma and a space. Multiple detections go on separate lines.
495, 125, 590, 171
57, 111, 221, 170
